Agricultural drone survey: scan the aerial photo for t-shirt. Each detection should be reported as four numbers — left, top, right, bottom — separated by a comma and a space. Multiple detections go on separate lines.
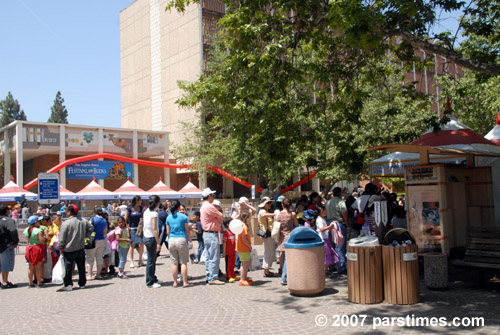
223, 229, 236, 255
127, 206, 143, 228
158, 209, 169, 229
315, 216, 328, 241
24, 227, 43, 245
166, 212, 188, 239
195, 221, 203, 242
115, 227, 130, 248
236, 224, 251, 253
92, 216, 108, 240
143, 208, 158, 239
326, 197, 347, 223
119, 205, 128, 216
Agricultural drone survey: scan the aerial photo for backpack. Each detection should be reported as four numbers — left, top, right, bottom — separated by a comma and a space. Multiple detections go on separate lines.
331, 221, 344, 247
353, 197, 370, 230
107, 228, 118, 251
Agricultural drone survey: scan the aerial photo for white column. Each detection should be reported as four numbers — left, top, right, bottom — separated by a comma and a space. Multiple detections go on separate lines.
199, 171, 207, 190
59, 125, 66, 187
15, 123, 23, 186
3, 129, 11, 185
312, 178, 320, 193
164, 133, 170, 186
98, 128, 104, 187
133, 131, 139, 185
223, 177, 234, 199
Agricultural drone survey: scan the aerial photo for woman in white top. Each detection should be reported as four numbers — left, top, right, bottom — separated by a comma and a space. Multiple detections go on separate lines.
143, 195, 162, 288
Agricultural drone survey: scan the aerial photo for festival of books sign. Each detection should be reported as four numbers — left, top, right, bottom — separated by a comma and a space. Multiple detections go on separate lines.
66, 161, 133, 180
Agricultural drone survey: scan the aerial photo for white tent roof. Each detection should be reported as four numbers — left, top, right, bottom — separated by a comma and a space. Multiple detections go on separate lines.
147, 180, 184, 199
76, 180, 119, 200
0, 181, 37, 202
113, 180, 150, 200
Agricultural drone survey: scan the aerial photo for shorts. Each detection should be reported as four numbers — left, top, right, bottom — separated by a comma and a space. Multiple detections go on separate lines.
25, 244, 46, 266
0, 245, 15, 272
86, 239, 106, 267
129, 228, 143, 246
238, 251, 251, 262
169, 237, 189, 264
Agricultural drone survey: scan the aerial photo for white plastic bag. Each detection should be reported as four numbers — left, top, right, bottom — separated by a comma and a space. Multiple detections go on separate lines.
199, 248, 207, 263
271, 221, 281, 240
52, 255, 65, 285
250, 249, 261, 271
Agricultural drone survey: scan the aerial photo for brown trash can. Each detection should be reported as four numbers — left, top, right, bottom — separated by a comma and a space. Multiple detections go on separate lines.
347, 245, 383, 304
382, 245, 419, 305
285, 227, 325, 296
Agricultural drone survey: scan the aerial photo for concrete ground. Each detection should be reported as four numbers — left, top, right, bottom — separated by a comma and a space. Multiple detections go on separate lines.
2, 244, 499, 335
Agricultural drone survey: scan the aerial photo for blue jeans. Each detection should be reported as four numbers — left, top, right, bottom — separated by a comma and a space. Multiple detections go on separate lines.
203, 232, 220, 282
117, 245, 129, 271
281, 252, 287, 283
235, 253, 241, 270
196, 239, 205, 261
143, 237, 158, 286
335, 223, 347, 273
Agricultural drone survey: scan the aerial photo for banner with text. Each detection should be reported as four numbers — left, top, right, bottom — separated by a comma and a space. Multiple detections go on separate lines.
66, 161, 133, 180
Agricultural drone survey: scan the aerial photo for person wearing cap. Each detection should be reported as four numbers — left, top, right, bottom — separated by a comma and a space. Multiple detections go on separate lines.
57, 204, 94, 291
258, 196, 277, 277
23, 216, 46, 287
326, 187, 349, 274
0, 205, 19, 289
200, 187, 225, 285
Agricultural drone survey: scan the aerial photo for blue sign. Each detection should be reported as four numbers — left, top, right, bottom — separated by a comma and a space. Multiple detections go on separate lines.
38, 173, 60, 205
66, 161, 133, 180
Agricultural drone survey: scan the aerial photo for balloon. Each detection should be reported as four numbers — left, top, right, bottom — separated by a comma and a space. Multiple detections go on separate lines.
229, 219, 244, 235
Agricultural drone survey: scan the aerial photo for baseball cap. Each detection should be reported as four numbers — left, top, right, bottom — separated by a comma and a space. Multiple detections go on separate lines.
28, 215, 42, 225
212, 200, 221, 207
201, 187, 216, 198
239, 197, 249, 204
68, 204, 79, 214
277, 195, 285, 202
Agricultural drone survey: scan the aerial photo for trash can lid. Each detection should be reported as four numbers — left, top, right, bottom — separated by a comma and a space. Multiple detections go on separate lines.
348, 235, 380, 247
284, 226, 324, 249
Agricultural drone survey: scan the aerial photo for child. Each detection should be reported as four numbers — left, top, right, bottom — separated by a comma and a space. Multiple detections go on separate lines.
236, 217, 253, 286
223, 217, 239, 283
115, 216, 132, 279
192, 211, 204, 263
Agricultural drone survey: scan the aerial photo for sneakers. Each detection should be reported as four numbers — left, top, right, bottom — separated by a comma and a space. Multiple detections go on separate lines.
281, 281, 287, 286
148, 283, 161, 288
79, 285, 86, 289
239, 280, 252, 286
118, 273, 128, 279
208, 279, 225, 285
59, 285, 73, 292
155, 280, 164, 285
1, 281, 17, 289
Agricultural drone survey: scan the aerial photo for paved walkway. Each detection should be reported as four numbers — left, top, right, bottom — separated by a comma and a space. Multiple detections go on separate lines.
2, 245, 499, 335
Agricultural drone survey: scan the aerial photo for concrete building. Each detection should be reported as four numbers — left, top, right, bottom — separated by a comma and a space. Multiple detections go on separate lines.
119, 1, 462, 196
0, 120, 181, 193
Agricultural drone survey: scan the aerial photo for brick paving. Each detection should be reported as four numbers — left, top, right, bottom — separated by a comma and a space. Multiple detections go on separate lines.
2, 244, 499, 335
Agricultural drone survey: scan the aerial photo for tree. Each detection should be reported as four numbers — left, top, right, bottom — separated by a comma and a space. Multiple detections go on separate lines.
0, 92, 27, 127
47, 91, 69, 124
167, 0, 499, 190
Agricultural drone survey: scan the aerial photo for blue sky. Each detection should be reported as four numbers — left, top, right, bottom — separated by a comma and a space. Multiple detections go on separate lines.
0, 1, 462, 130
0, 0, 135, 128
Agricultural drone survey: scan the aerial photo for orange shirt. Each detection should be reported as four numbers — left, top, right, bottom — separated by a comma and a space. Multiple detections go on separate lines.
236, 224, 251, 253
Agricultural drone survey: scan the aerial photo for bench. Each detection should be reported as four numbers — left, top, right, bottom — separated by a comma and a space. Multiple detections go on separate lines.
450, 226, 500, 287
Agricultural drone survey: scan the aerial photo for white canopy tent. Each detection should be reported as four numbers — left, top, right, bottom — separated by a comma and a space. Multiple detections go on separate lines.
113, 180, 150, 200
147, 180, 184, 199
0, 181, 37, 202
76, 180, 119, 200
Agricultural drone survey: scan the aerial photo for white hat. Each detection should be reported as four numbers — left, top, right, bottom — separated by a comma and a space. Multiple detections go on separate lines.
201, 187, 217, 198
213, 200, 221, 207
239, 197, 249, 204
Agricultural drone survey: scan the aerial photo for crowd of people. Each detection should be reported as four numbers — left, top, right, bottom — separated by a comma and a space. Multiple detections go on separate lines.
0, 183, 406, 290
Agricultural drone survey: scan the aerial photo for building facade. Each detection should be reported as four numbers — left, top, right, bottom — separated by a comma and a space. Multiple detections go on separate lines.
0, 120, 180, 192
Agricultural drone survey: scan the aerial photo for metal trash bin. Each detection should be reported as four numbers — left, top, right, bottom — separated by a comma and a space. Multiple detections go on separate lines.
382, 228, 419, 305
347, 236, 383, 304
284, 227, 325, 296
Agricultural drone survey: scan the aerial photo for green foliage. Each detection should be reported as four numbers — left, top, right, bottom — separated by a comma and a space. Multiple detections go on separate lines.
439, 71, 500, 135
47, 91, 69, 124
167, 0, 500, 190
0, 92, 27, 127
